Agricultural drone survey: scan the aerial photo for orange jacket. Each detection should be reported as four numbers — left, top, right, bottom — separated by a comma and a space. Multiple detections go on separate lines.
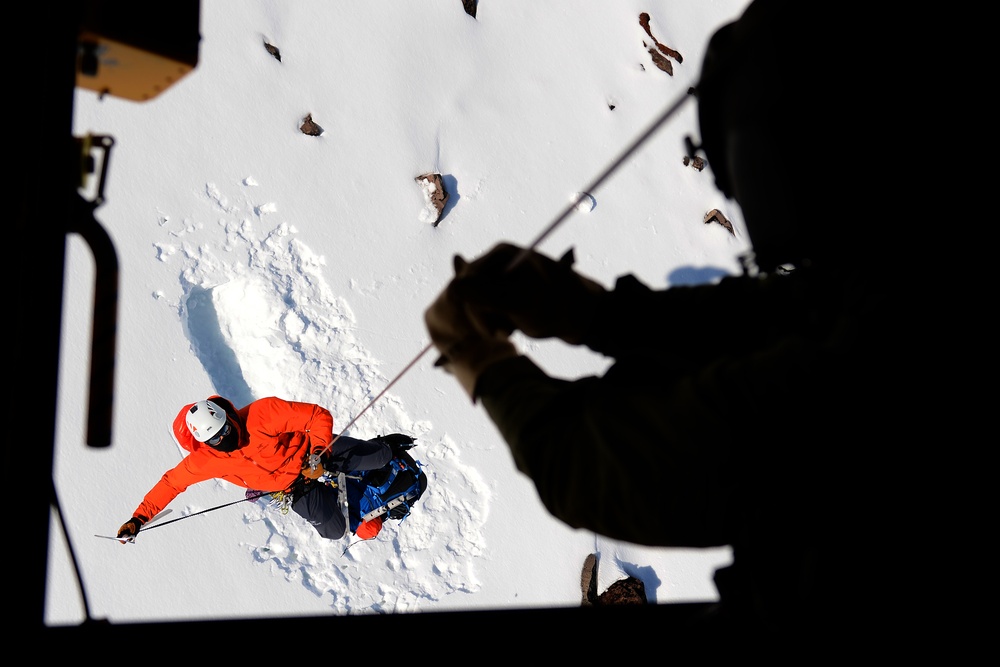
132, 396, 333, 521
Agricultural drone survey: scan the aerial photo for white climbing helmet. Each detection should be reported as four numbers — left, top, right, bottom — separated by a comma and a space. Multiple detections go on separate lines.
185, 399, 228, 442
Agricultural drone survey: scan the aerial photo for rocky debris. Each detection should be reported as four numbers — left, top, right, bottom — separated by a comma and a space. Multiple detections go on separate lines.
581, 553, 599, 606
581, 553, 648, 606
462, 0, 478, 18
300, 114, 323, 136
646, 48, 674, 75
704, 208, 735, 235
683, 155, 705, 171
416, 173, 450, 226
599, 577, 648, 605
264, 42, 281, 62
639, 12, 683, 75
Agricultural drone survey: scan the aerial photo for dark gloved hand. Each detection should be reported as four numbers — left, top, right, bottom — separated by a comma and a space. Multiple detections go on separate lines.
379, 433, 416, 458
116, 516, 147, 543
301, 452, 326, 480
448, 242, 607, 345
425, 255, 519, 401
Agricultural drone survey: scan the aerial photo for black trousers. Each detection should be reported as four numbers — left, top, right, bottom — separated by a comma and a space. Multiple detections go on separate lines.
292, 482, 347, 539
289, 434, 392, 540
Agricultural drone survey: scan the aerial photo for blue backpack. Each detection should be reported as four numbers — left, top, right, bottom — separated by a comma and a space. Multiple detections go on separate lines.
345, 445, 427, 537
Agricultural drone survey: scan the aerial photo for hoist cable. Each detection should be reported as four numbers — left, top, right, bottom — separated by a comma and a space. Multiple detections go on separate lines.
319, 87, 696, 455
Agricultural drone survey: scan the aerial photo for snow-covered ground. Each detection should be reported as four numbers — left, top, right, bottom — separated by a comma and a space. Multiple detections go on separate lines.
48, 1, 751, 625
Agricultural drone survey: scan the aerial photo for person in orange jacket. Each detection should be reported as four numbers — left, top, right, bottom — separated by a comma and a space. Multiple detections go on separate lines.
115, 395, 405, 543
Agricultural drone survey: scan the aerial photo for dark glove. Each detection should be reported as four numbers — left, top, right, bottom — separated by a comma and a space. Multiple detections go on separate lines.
116, 516, 147, 543
425, 255, 519, 401
379, 433, 416, 457
448, 243, 607, 345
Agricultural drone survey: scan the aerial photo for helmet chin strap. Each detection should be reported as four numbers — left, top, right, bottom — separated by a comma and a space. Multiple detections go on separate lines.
208, 417, 241, 452
210, 437, 239, 453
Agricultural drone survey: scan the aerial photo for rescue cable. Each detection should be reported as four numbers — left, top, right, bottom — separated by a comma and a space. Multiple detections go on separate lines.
315, 86, 696, 459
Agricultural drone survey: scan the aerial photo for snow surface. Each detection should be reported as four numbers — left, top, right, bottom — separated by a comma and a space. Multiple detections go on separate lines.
49, 1, 752, 625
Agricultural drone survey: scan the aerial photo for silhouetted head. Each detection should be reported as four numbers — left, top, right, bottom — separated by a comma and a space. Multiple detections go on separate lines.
697, 1, 883, 274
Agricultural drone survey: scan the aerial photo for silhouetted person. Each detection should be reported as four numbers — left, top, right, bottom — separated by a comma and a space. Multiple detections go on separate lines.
425, 0, 905, 641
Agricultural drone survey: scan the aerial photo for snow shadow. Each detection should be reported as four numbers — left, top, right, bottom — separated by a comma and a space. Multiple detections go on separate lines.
181, 285, 255, 407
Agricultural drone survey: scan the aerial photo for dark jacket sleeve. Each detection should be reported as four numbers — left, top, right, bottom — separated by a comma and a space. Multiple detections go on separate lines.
476, 268, 849, 548
583, 272, 816, 363
478, 355, 736, 548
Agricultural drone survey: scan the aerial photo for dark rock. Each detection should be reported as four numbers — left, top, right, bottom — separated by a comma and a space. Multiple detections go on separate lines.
415, 173, 450, 226
704, 208, 735, 235
300, 114, 324, 136
683, 155, 706, 171
597, 577, 648, 605
581, 553, 647, 606
639, 12, 683, 75
645, 46, 674, 75
581, 553, 599, 606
